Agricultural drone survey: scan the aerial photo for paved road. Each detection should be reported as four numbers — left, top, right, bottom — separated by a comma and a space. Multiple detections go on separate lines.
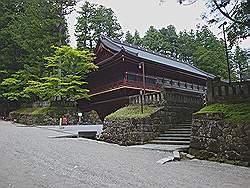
0, 121, 249, 188
37, 125, 103, 136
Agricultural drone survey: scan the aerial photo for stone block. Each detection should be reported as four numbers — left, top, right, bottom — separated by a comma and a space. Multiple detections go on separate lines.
157, 156, 174, 164
210, 125, 222, 139
190, 136, 206, 149
186, 154, 195, 159
173, 151, 180, 161
225, 150, 241, 160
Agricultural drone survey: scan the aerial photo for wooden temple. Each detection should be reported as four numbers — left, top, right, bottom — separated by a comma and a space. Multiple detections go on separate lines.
79, 36, 214, 119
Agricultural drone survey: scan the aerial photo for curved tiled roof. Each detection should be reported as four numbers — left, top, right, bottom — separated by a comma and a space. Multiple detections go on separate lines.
100, 35, 215, 78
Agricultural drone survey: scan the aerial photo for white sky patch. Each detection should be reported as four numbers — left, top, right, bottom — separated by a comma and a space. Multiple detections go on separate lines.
67, 0, 249, 49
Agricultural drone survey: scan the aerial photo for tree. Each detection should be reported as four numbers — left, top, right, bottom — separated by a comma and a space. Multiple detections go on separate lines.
0, 0, 73, 73
192, 26, 230, 79
125, 31, 134, 44
160, 0, 249, 46
159, 25, 179, 55
75, 1, 123, 51
176, 30, 195, 61
133, 30, 143, 46
207, 0, 249, 46
0, 0, 76, 109
49, 0, 77, 45
133, 25, 232, 79
24, 46, 98, 101
193, 46, 228, 79
142, 26, 167, 53
124, 30, 143, 46
232, 46, 248, 81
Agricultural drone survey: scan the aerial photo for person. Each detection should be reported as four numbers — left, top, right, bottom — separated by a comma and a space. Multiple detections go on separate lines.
62, 115, 68, 125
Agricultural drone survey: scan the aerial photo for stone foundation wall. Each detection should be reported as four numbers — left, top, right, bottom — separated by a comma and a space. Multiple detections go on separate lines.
100, 110, 168, 145
190, 113, 250, 164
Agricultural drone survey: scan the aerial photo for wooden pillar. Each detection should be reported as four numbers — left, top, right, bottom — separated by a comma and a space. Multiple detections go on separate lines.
207, 78, 213, 104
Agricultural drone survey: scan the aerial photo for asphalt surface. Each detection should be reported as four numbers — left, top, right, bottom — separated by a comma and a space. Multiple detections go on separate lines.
0, 121, 249, 188
37, 125, 103, 137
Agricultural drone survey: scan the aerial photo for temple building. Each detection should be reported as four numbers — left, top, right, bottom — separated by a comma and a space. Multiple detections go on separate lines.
79, 36, 214, 119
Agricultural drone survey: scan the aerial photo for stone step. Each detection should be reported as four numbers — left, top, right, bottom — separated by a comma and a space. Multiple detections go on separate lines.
166, 129, 191, 132
164, 130, 191, 134
174, 124, 192, 126
172, 126, 191, 129
168, 128, 191, 131
149, 140, 190, 145
159, 133, 191, 137
154, 137, 190, 141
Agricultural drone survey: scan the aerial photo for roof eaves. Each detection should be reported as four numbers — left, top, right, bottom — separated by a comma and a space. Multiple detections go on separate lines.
101, 35, 122, 52
101, 36, 215, 79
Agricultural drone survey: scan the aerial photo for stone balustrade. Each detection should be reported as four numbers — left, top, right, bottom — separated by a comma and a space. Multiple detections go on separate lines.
129, 89, 204, 108
129, 92, 164, 106
208, 80, 250, 103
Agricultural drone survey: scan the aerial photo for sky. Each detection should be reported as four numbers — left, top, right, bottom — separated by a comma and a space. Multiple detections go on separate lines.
67, 0, 249, 49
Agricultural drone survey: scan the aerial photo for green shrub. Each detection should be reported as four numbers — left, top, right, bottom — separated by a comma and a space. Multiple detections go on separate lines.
10, 106, 76, 118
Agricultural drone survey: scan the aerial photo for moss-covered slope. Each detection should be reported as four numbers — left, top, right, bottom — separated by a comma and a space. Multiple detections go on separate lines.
105, 105, 162, 120
196, 102, 250, 124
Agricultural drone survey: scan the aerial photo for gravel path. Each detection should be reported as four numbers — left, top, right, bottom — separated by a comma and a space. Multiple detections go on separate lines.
0, 121, 249, 188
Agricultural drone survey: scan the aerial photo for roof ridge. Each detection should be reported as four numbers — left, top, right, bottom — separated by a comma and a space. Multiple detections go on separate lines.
101, 35, 123, 51
100, 35, 214, 78
103, 35, 184, 63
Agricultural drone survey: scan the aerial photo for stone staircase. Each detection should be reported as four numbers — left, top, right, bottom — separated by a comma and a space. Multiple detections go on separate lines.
149, 123, 192, 146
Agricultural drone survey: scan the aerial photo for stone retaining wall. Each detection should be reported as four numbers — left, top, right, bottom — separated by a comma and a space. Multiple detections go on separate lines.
100, 104, 198, 146
190, 113, 250, 165
100, 110, 168, 145
10, 109, 102, 126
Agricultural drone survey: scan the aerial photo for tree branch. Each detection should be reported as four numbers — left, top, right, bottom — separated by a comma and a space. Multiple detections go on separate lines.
212, 0, 245, 25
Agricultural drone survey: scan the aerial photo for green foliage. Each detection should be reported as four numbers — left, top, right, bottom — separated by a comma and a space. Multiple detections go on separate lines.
31, 107, 74, 116
192, 46, 228, 79
0, 70, 33, 101
159, 25, 179, 55
105, 105, 162, 120
0, 0, 75, 104
0, 0, 69, 72
231, 46, 248, 81
11, 106, 75, 116
75, 1, 123, 51
142, 26, 167, 53
196, 102, 250, 124
1, 77, 24, 101
125, 25, 238, 80
205, 0, 249, 46
24, 45, 98, 101
125, 31, 133, 44
124, 30, 143, 46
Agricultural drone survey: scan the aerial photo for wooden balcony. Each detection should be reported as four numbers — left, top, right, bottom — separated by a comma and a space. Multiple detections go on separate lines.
90, 73, 206, 96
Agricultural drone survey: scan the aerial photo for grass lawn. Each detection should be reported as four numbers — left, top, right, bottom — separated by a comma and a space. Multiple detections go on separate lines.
196, 102, 250, 124
105, 105, 162, 120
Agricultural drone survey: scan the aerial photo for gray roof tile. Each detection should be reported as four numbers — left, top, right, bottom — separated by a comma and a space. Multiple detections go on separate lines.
100, 36, 215, 78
